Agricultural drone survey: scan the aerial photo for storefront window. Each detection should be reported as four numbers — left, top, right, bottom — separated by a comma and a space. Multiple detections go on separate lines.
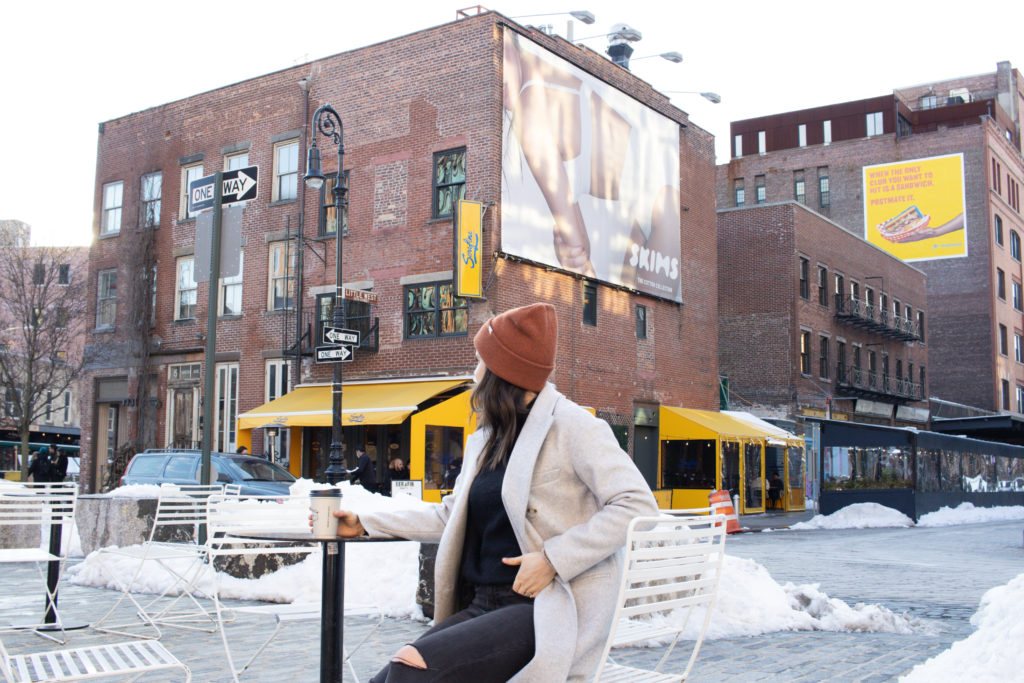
916, 449, 941, 492
962, 453, 995, 492
721, 441, 740, 498
660, 440, 715, 489
423, 425, 463, 491
787, 446, 804, 491
997, 456, 1024, 491
940, 450, 962, 491
823, 446, 913, 489
744, 442, 763, 508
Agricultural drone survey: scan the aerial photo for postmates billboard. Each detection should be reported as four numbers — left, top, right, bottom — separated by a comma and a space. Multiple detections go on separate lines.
500, 31, 682, 302
862, 153, 967, 261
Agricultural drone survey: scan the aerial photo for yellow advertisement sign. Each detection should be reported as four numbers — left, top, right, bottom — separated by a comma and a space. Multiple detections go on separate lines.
863, 153, 966, 261
455, 199, 484, 298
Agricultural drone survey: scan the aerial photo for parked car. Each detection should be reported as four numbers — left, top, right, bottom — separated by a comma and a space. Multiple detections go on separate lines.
120, 449, 296, 495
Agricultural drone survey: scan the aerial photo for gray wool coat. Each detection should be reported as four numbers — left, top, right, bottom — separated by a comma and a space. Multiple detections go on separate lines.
359, 383, 659, 682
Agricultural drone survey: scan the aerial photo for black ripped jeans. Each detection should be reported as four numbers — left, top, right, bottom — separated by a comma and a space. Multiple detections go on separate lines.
369, 584, 535, 683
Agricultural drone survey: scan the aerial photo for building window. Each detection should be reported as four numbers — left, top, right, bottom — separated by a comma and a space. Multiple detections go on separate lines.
4, 388, 22, 419
995, 214, 1004, 246
754, 175, 765, 204
891, 298, 899, 320
174, 257, 197, 320
817, 266, 828, 307
1015, 333, 1023, 363
214, 363, 239, 453
757, 130, 766, 155
800, 331, 811, 375
920, 94, 938, 110
997, 268, 1006, 300
101, 181, 123, 235
180, 163, 203, 220
733, 178, 745, 207
895, 359, 903, 383
320, 172, 348, 236
267, 241, 295, 310
919, 366, 926, 392
799, 257, 809, 300
635, 304, 647, 339
1014, 282, 1023, 311
733, 134, 742, 158
798, 124, 807, 148
918, 310, 925, 343
58, 263, 70, 285
432, 148, 466, 218
582, 282, 597, 326
834, 273, 845, 308
140, 171, 162, 228
266, 359, 291, 404
45, 391, 53, 423
1002, 379, 1010, 411
999, 324, 1008, 356
63, 390, 71, 424
32, 263, 45, 285
819, 336, 830, 379
818, 167, 830, 207
866, 111, 883, 136
225, 151, 249, 171
273, 140, 299, 202
219, 251, 243, 316
96, 269, 117, 329
823, 120, 832, 145
794, 170, 805, 204
836, 341, 846, 380
853, 344, 862, 370
317, 293, 373, 349
404, 282, 468, 339
1017, 386, 1024, 414
851, 281, 860, 301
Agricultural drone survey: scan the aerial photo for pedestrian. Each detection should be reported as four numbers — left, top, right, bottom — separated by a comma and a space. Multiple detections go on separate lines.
441, 457, 462, 489
27, 447, 55, 483
52, 448, 69, 482
331, 303, 658, 682
347, 445, 377, 493
236, 445, 248, 455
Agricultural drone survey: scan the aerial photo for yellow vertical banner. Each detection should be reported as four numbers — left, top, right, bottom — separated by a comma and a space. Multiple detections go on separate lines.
455, 199, 484, 298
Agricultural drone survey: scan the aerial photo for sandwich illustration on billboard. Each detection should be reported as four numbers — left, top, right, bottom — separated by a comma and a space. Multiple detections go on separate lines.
875, 206, 931, 243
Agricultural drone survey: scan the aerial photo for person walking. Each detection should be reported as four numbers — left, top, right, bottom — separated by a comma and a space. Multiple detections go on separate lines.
27, 447, 55, 483
331, 303, 658, 682
347, 445, 377, 493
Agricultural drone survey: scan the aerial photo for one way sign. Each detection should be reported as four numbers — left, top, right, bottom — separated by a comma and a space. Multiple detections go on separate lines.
189, 166, 259, 214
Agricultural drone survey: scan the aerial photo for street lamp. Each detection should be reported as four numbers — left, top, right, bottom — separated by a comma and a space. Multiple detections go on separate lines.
510, 10, 596, 41
632, 52, 683, 64
663, 90, 723, 104
305, 104, 347, 485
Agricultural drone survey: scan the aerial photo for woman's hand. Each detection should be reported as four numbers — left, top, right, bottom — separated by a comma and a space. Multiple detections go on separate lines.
332, 509, 366, 538
503, 550, 556, 598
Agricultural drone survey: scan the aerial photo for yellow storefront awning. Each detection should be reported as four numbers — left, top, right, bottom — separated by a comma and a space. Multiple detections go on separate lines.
238, 378, 469, 430
660, 406, 779, 441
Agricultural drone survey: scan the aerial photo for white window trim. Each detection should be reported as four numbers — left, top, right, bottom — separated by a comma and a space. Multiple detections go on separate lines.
141, 171, 162, 228
733, 134, 742, 158
798, 124, 807, 148
175, 256, 197, 320
214, 363, 239, 453
267, 241, 295, 310
219, 251, 244, 316
757, 130, 766, 155
823, 120, 832, 145
225, 152, 249, 171
101, 181, 123, 235
96, 269, 117, 329
180, 163, 204, 220
272, 139, 299, 202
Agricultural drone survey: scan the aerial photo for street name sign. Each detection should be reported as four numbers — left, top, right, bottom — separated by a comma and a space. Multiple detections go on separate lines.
315, 345, 354, 363
322, 326, 360, 346
189, 166, 259, 213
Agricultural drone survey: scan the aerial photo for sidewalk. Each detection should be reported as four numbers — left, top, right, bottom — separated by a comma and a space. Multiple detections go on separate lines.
2, 519, 1020, 681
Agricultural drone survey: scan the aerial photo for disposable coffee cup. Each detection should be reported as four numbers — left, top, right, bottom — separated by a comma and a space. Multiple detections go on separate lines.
310, 489, 342, 537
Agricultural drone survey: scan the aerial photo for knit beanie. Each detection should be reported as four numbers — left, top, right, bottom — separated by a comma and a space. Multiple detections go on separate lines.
473, 303, 557, 392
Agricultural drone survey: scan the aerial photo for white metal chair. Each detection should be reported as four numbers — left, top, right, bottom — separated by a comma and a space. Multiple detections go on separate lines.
91, 483, 224, 640
0, 482, 78, 644
204, 494, 382, 682
0, 633, 191, 682
593, 513, 727, 682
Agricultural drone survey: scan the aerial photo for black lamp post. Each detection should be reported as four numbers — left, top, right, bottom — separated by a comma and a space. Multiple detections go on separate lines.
305, 104, 347, 485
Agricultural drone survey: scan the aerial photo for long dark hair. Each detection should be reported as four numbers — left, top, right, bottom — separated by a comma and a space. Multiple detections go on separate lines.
472, 368, 532, 471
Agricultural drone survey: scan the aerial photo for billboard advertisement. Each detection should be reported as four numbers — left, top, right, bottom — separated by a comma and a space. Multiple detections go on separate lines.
862, 153, 967, 261
501, 31, 682, 301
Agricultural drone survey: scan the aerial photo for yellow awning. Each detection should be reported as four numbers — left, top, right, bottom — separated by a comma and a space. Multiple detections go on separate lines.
660, 406, 778, 441
237, 378, 468, 430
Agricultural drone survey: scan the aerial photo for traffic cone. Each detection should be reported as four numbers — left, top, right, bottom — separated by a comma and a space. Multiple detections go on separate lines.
708, 489, 742, 534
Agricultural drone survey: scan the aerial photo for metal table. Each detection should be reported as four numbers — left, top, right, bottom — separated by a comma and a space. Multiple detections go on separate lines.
228, 530, 396, 682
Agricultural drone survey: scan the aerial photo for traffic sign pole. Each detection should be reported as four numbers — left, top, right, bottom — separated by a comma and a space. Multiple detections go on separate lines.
199, 171, 223, 537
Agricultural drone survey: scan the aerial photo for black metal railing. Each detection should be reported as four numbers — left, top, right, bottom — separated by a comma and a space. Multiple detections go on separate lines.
834, 295, 921, 342
835, 363, 922, 402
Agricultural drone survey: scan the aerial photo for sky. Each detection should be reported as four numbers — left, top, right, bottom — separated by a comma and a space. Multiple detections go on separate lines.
2, 0, 1022, 246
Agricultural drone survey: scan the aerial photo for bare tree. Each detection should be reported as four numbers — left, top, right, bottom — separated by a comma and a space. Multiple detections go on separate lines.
0, 242, 88, 480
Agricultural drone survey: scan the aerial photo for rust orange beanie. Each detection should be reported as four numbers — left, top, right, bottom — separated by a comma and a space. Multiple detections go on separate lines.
473, 303, 557, 392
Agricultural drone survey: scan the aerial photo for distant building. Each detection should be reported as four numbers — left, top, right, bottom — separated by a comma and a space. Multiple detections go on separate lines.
719, 62, 1024, 421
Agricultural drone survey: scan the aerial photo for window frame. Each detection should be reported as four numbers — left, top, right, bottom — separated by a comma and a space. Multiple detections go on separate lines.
999, 323, 1008, 356
403, 281, 469, 340
797, 124, 807, 148
635, 304, 647, 339
431, 148, 467, 219
272, 139, 299, 202
733, 134, 742, 158
817, 266, 828, 307
316, 293, 373, 349
219, 251, 243, 317
823, 120, 832, 145
58, 263, 70, 285
997, 268, 1006, 300
140, 171, 162, 228
319, 171, 349, 237
995, 214, 1004, 246
225, 151, 249, 171
582, 282, 597, 327
101, 181, 124, 236
180, 163, 204, 221
799, 330, 811, 376
174, 256, 198, 321
818, 169, 830, 208
798, 257, 809, 300
818, 335, 830, 379
866, 111, 883, 136
734, 178, 745, 207
267, 241, 295, 311
757, 130, 766, 155
96, 268, 117, 329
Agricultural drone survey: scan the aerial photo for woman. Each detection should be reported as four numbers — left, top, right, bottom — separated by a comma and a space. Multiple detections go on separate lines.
332, 303, 658, 681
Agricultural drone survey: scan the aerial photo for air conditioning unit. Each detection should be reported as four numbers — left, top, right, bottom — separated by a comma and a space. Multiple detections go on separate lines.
947, 87, 971, 105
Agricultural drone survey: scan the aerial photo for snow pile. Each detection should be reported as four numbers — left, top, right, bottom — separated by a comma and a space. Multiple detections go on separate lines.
99, 484, 163, 498
917, 502, 1024, 527
901, 572, 1024, 682
791, 502, 914, 530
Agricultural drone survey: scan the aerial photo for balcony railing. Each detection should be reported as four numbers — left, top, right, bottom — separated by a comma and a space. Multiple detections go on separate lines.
835, 363, 922, 402
834, 295, 920, 342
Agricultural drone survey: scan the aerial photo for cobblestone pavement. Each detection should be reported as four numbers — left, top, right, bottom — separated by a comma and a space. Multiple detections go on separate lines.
1, 518, 1020, 681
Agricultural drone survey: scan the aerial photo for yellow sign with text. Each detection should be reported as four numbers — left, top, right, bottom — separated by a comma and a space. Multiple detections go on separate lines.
862, 153, 966, 261
455, 199, 484, 298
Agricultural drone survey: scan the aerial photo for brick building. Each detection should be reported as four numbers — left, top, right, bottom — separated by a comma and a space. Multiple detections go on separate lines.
718, 202, 928, 427
718, 62, 1024, 418
80, 11, 719, 494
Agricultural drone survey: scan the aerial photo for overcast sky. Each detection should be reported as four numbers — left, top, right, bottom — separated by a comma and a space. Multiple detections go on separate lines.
2, 0, 1021, 246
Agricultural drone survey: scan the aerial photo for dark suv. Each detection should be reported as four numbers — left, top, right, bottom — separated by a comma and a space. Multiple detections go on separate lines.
120, 449, 296, 496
